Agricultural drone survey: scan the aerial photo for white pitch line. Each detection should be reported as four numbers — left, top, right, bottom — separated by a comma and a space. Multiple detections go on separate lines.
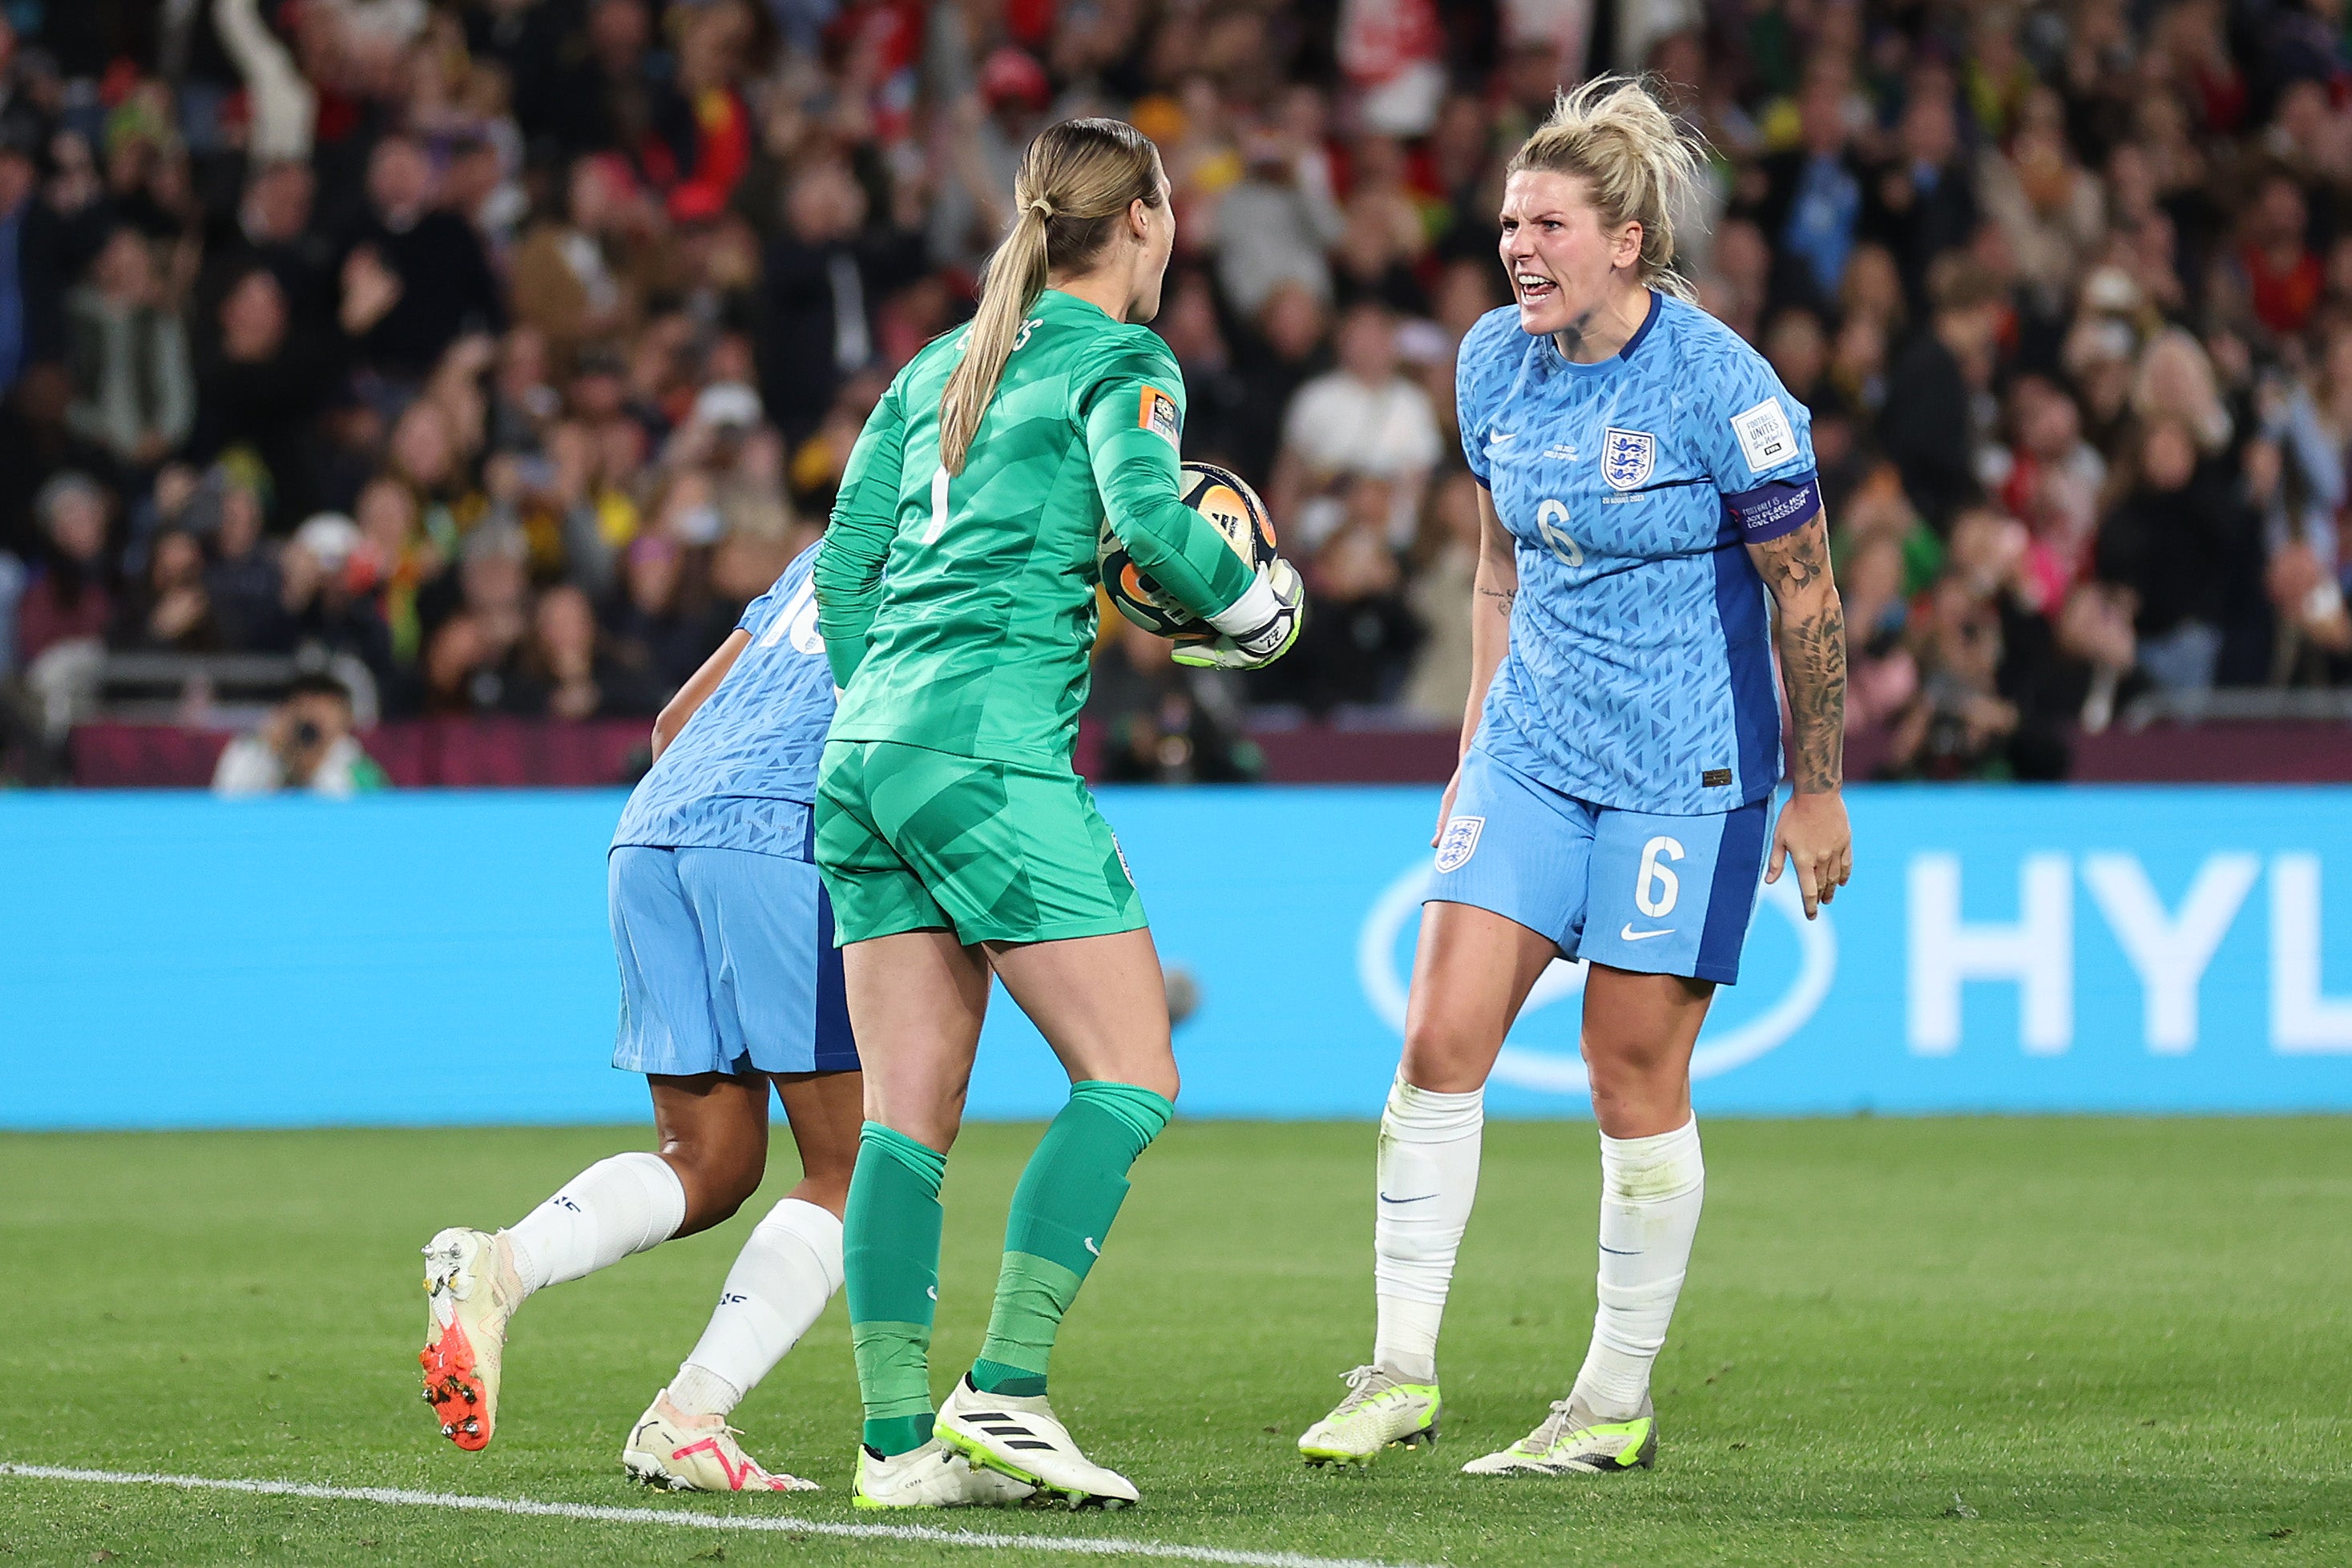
0, 1463, 1432, 1568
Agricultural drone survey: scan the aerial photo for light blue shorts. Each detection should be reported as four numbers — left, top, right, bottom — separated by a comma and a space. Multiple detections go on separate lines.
608, 833, 858, 1078
1428, 746, 1773, 984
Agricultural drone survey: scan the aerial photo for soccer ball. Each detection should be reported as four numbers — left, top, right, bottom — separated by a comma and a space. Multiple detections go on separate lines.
1098, 462, 1278, 638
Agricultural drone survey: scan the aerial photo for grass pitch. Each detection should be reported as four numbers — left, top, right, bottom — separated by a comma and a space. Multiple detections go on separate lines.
2, 1118, 2346, 1567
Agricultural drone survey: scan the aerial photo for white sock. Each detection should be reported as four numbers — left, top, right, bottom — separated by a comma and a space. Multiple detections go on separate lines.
1571, 1116, 1704, 1420
504, 1151, 688, 1299
1372, 1076, 1483, 1385
671, 1198, 845, 1417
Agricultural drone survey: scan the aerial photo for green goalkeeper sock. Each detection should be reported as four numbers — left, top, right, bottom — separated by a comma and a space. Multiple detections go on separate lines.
970, 1081, 1174, 1398
845, 1123, 946, 1456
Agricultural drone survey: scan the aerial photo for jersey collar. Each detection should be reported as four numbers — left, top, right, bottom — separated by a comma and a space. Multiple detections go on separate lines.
1546, 288, 1660, 377
1040, 287, 1117, 324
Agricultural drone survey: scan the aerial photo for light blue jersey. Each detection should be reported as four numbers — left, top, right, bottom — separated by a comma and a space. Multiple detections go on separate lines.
1456, 293, 1820, 815
611, 543, 836, 857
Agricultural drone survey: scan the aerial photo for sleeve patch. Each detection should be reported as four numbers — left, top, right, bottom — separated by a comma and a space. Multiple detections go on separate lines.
1730, 396, 1797, 474
1140, 386, 1182, 448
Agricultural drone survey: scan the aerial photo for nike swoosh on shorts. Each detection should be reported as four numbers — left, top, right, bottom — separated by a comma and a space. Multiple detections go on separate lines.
1619, 924, 1674, 941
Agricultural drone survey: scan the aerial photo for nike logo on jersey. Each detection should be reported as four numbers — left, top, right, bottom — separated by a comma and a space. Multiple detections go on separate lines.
1083, 1236, 1101, 1256
926, 1286, 939, 1300
1620, 925, 1674, 941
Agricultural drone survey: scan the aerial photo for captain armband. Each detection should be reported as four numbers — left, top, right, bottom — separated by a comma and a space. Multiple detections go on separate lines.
1723, 474, 1821, 542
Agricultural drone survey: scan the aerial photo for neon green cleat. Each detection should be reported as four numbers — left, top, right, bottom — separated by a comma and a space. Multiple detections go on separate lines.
1297, 1364, 1441, 1466
1460, 1393, 1656, 1477
851, 1438, 1035, 1509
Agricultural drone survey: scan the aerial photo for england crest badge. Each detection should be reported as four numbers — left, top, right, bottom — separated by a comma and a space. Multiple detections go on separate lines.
1434, 815, 1485, 873
1601, 427, 1656, 491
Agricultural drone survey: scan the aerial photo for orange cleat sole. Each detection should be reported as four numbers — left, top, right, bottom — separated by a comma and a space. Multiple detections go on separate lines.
420, 1319, 490, 1451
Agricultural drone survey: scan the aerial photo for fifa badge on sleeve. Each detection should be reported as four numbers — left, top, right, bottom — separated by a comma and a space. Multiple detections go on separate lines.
1434, 816, 1486, 873
1140, 387, 1182, 448
1731, 397, 1797, 473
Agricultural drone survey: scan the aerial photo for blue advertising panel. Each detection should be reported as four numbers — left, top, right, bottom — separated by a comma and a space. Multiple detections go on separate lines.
5, 786, 2352, 1127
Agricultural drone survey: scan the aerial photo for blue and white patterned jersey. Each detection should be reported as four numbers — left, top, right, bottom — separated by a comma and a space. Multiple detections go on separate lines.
611, 543, 835, 857
1456, 293, 1821, 815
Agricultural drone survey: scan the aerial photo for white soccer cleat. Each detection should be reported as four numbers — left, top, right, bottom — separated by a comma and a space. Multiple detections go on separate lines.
1460, 1393, 1658, 1477
419, 1228, 524, 1452
934, 1374, 1140, 1508
851, 1437, 1036, 1509
621, 1390, 820, 1493
1297, 1364, 1442, 1466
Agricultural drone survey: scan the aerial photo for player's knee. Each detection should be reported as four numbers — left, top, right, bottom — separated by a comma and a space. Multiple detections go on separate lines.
1128, 1062, 1180, 1104
670, 1143, 766, 1223
790, 1172, 850, 1219
1399, 1014, 1493, 1094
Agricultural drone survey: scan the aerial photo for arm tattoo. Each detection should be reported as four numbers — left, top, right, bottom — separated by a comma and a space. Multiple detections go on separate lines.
1753, 522, 1846, 794
1479, 585, 1517, 619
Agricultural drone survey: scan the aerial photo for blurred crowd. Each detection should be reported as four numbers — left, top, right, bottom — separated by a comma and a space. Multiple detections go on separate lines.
3, 0, 2352, 787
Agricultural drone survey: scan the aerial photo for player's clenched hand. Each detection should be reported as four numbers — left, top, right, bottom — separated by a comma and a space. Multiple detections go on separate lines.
1765, 789, 1852, 919
1174, 560, 1305, 671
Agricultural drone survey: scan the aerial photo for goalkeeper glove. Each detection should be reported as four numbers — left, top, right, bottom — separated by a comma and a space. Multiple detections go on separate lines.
1173, 559, 1305, 671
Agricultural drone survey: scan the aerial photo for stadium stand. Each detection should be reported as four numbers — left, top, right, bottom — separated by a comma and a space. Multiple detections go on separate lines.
2, 0, 2351, 788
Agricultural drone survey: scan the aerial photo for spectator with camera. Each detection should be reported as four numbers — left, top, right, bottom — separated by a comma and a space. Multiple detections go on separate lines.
210, 671, 387, 797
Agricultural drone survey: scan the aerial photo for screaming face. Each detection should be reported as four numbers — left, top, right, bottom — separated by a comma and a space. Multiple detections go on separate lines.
1497, 169, 1644, 340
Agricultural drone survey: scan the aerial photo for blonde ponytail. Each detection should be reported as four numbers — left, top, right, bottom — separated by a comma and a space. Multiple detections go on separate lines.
1508, 75, 1707, 301
939, 118, 1166, 474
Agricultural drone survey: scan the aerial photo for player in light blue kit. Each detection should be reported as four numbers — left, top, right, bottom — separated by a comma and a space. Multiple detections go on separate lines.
414, 544, 1018, 1503
1299, 79, 1853, 1477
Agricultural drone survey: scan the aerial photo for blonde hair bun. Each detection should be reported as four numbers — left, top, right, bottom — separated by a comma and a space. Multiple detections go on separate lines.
1508, 75, 1706, 301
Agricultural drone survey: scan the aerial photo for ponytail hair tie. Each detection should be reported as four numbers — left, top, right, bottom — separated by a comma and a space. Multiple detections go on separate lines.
1027, 196, 1055, 220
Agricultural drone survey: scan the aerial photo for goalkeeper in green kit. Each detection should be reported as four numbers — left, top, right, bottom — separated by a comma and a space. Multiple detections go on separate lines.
812, 117, 1303, 1510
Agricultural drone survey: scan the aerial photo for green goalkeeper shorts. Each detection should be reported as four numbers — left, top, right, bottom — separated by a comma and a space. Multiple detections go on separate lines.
814, 740, 1147, 947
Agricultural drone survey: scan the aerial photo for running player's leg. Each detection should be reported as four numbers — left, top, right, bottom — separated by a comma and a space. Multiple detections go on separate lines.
664, 1070, 861, 1425
421, 847, 760, 1451
623, 1070, 856, 1494
507, 1072, 768, 1300
657, 844, 858, 1425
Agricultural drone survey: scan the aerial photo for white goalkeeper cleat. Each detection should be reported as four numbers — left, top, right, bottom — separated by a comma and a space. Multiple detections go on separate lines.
1297, 1364, 1442, 1466
1460, 1393, 1657, 1477
621, 1391, 819, 1493
851, 1438, 1036, 1509
934, 1374, 1140, 1508
419, 1227, 523, 1452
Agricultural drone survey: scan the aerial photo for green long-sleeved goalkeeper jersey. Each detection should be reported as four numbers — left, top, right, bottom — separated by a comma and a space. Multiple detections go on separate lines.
814, 288, 1255, 768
